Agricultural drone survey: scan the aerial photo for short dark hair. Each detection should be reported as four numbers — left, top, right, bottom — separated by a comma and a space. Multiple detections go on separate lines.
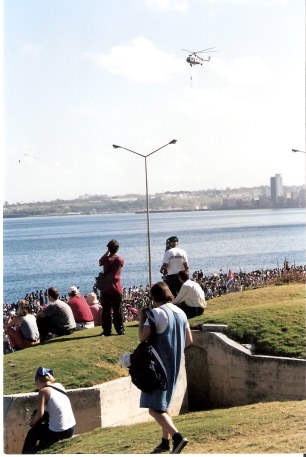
150, 282, 174, 304
168, 236, 178, 243
178, 270, 189, 282
107, 239, 119, 254
48, 287, 59, 300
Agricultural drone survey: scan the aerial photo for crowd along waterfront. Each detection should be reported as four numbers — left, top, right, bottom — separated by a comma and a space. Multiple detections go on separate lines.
3, 208, 305, 303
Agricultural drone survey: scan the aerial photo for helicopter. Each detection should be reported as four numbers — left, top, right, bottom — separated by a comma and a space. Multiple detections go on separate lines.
182, 47, 216, 67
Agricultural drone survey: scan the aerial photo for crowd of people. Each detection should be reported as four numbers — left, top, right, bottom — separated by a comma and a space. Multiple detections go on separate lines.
3, 263, 305, 354
3, 234, 305, 453
4, 264, 304, 348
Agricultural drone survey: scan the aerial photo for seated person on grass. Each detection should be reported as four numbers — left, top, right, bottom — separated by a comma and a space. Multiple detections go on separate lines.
5, 300, 40, 350
172, 271, 207, 319
36, 287, 76, 343
85, 292, 102, 327
68, 286, 94, 330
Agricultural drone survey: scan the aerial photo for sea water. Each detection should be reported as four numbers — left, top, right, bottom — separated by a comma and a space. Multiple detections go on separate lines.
3, 208, 305, 303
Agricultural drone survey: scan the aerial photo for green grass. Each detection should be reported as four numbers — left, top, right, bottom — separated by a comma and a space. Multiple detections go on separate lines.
41, 400, 306, 454
4, 327, 139, 394
4, 283, 305, 395
192, 282, 306, 358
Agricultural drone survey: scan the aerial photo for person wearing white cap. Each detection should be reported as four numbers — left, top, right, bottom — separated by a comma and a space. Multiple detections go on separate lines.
68, 286, 94, 330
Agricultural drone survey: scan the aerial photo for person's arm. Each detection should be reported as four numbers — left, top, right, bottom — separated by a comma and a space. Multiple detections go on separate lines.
185, 325, 193, 348
172, 284, 188, 305
5, 315, 21, 329
160, 250, 169, 274
99, 250, 109, 267
160, 262, 168, 274
36, 307, 46, 317
183, 262, 189, 272
30, 388, 49, 427
138, 308, 152, 342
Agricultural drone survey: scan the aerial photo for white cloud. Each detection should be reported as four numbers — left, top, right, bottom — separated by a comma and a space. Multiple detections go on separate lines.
206, 0, 287, 5
22, 43, 43, 58
212, 56, 274, 86
71, 104, 98, 117
86, 37, 184, 82
146, 0, 189, 12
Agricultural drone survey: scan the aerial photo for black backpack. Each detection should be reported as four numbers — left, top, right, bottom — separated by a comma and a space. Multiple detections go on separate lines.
129, 310, 168, 393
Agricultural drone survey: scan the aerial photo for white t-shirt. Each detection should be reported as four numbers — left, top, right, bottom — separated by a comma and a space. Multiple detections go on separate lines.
144, 303, 189, 334
172, 279, 207, 309
162, 247, 188, 275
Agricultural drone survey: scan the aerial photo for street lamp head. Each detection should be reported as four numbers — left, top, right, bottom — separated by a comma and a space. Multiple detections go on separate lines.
112, 144, 120, 149
292, 149, 306, 154
169, 139, 177, 144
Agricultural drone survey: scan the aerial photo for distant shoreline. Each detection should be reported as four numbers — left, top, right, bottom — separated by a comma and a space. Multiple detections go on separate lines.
3, 206, 304, 219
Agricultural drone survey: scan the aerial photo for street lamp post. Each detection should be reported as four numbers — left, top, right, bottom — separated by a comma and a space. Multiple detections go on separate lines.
113, 140, 177, 286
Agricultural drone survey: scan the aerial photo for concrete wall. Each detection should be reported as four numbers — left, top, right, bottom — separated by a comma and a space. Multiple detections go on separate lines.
4, 329, 306, 454
185, 329, 306, 410
3, 360, 188, 454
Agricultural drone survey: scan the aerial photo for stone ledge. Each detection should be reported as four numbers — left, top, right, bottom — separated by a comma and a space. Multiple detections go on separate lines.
190, 324, 228, 333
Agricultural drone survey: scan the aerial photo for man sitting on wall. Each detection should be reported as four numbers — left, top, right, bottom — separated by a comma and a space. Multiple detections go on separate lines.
172, 271, 207, 319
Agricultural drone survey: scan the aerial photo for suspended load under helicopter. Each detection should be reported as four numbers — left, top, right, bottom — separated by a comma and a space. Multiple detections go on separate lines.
182, 47, 217, 66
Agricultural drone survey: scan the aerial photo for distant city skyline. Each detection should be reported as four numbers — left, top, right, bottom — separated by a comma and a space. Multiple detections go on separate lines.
4, 174, 304, 206
3, 0, 305, 204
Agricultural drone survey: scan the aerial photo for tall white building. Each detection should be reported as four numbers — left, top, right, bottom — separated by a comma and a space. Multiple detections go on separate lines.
270, 174, 283, 205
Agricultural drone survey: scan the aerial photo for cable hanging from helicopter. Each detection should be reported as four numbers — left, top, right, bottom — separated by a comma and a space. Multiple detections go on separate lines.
182, 47, 217, 67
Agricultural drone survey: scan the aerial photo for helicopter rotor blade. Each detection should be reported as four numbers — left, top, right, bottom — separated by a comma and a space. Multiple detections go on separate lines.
181, 49, 194, 53
196, 47, 217, 53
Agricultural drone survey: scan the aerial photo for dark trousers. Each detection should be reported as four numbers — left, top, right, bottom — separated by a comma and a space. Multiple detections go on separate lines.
176, 302, 205, 319
36, 316, 75, 343
101, 293, 124, 335
165, 274, 182, 297
22, 423, 75, 454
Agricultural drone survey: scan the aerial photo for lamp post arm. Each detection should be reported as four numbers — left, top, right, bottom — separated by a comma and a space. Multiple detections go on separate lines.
146, 140, 177, 158
292, 149, 306, 154
112, 145, 146, 158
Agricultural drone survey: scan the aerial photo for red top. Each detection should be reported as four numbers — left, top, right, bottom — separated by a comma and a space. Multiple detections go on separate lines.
99, 254, 124, 295
68, 295, 94, 323
88, 304, 102, 326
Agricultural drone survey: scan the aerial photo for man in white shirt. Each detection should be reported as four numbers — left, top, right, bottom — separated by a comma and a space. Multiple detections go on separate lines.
160, 236, 189, 297
172, 271, 207, 318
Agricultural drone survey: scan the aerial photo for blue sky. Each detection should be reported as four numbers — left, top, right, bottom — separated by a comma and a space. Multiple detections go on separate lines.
3, 0, 305, 203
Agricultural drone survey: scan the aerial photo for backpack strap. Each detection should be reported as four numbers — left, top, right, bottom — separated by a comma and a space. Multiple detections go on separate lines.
48, 385, 68, 396
144, 308, 156, 334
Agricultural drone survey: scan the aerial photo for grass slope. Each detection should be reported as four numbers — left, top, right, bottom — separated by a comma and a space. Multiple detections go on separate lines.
42, 400, 306, 454
193, 282, 305, 358
4, 283, 305, 395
